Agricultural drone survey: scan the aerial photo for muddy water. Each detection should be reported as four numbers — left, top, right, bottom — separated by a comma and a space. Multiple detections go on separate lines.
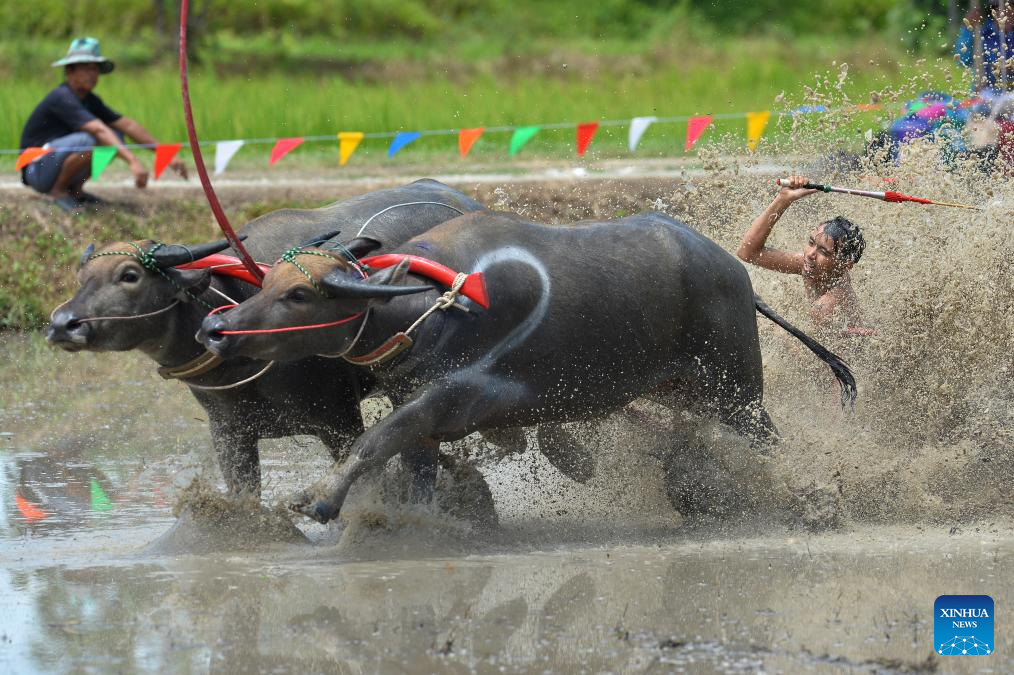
1, 329, 1011, 673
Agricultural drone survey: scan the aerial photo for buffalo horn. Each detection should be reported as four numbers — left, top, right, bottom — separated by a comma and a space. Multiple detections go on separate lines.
297, 229, 342, 249
153, 235, 247, 268
320, 270, 432, 299
79, 243, 95, 268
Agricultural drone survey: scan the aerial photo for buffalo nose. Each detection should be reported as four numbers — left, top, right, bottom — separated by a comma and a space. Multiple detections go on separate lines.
46, 308, 91, 347
198, 314, 230, 354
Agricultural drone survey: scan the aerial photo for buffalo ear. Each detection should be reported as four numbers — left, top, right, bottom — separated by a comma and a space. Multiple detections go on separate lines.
319, 259, 431, 304
163, 267, 212, 302
79, 243, 95, 268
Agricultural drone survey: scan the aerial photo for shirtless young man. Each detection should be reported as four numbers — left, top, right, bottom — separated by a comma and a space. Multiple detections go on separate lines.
737, 175, 870, 334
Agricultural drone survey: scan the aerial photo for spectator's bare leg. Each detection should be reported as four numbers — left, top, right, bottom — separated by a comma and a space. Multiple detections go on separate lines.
48, 151, 91, 199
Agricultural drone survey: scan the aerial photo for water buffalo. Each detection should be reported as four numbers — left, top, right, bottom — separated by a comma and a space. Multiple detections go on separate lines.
46, 180, 491, 498
197, 210, 856, 524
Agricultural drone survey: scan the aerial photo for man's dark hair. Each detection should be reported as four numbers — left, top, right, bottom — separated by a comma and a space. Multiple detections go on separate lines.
822, 216, 865, 265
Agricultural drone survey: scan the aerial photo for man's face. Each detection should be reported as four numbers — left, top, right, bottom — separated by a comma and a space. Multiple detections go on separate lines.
66, 63, 100, 93
802, 224, 849, 282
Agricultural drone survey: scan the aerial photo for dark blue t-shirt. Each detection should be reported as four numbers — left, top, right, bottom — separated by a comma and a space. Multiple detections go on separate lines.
19, 83, 121, 149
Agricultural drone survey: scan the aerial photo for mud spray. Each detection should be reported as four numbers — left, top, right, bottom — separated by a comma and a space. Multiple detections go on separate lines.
151, 60, 1010, 549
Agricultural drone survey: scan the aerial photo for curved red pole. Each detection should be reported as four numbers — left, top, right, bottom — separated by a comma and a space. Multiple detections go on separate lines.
178, 0, 264, 281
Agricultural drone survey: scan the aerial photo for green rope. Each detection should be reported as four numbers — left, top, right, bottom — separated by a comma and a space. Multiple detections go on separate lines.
278, 246, 344, 297
86, 242, 215, 311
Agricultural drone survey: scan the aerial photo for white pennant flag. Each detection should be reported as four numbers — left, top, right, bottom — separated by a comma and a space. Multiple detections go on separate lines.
628, 116, 657, 152
214, 140, 244, 175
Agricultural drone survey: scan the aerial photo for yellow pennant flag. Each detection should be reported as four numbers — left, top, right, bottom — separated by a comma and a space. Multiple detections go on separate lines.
338, 132, 364, 166
746, 111, 771, 152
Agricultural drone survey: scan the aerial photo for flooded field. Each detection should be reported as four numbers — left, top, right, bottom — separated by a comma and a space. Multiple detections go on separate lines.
2, 165, 1012, 673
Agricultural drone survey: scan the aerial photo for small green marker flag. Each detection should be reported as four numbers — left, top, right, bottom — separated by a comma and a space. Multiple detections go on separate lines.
90, 478, 113, 511
91, 146, 116, 181
509, 126, 540, 156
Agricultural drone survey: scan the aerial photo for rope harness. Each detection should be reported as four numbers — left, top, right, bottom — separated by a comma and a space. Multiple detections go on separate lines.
207, 247, 470, 367
83, 242, 216, 311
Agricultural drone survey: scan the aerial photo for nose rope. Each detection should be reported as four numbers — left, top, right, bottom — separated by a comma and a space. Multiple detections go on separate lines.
207, 304, 367, 335
74, 299, 182, 324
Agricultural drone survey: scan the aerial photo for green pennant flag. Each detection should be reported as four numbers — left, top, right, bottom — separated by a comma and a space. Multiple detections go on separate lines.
91, 146, 116, 181
90, 478, 113, 511
509, 126, 540, 156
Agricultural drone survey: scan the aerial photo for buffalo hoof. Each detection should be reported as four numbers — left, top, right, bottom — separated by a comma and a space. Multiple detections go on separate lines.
290, 499, 339, 524
287, 489, 340, 524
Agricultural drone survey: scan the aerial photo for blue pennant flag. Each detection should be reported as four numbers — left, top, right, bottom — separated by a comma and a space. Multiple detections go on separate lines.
388, 132, 422, 158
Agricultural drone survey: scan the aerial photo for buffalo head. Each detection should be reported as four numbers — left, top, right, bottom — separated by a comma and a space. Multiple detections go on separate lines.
46, 238, 235, 352
198, 247, 431, 362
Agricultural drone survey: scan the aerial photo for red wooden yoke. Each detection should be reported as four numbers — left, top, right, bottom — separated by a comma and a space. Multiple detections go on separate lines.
178, 253, 489, 309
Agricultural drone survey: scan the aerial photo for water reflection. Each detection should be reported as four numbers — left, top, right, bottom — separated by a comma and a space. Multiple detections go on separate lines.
2, 534, 1010, 673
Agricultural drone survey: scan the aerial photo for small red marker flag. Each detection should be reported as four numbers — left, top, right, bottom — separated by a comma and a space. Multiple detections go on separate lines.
154, 143, 182, 179
269, 137, 304, 166
576, 122, 599, 156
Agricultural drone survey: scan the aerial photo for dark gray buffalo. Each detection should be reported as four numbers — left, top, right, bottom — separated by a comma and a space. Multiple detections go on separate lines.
46, 180, 491, 498
198, 210, 856, 524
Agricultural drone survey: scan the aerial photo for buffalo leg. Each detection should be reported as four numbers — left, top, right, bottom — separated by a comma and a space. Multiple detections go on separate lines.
288, 379, 492, 524
400, 438, 439, 503
209, 418, 261, 497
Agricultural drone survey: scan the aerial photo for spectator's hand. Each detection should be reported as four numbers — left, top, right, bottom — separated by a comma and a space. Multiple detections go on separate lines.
777, 175, 818, 203
130, 160, 149, 189
965, 8, 983, 28
169, 158, 188, 180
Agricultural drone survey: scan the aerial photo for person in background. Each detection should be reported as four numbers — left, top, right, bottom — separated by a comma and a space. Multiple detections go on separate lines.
19, 37, 187, 212
737, 176, 871, 336
955, 0, 1014, 93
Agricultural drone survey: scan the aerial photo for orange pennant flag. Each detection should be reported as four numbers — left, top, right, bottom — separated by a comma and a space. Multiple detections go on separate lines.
154, 143, 182, 179
15, 147, 52, 171
269, 137, 304, 166
338, 132, 364, 166
458, 128, 484, 158
576, 122, 599, 156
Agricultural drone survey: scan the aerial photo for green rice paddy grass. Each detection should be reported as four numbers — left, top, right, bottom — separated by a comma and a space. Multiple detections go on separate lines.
1, 35, 969, 167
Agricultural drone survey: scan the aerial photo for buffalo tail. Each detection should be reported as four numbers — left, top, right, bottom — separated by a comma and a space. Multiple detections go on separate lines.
754, 295, 858, 409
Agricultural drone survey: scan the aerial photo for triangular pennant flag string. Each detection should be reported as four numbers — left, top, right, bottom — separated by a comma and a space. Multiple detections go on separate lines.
746, 111, 771, 152
388, 132, 422, 158
91, 146, 116, 181
684, 115, 713, 152
576, 122, 599, 157
338, 132, 364, 166
458, 128, 484, 158
628, 117, 656, 152
153, 143, 182, 179
214, 140, 244, 175
15, 147, 52, 171
509, 126, 540, 156
269, 137, 304, 166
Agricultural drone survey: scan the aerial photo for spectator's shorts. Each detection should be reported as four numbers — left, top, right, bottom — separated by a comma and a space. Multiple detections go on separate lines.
21, 132, 96, 194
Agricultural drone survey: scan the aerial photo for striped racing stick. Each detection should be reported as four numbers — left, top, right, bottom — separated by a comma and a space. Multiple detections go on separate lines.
775, 179, 981, 211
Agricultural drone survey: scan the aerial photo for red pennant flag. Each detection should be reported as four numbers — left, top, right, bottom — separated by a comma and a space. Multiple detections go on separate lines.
15, 147, 52, 171
576, 122, 599, 156
269, 137, 304, 166
458, 128, 484, 157
685, 115, 713, 152
153, 143, 182, 179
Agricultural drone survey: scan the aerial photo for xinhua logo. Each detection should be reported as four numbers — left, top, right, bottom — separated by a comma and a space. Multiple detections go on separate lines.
934, 595, 994, 656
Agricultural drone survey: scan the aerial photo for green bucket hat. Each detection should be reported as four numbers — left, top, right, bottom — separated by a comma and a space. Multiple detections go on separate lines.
52, 37, 115, 74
